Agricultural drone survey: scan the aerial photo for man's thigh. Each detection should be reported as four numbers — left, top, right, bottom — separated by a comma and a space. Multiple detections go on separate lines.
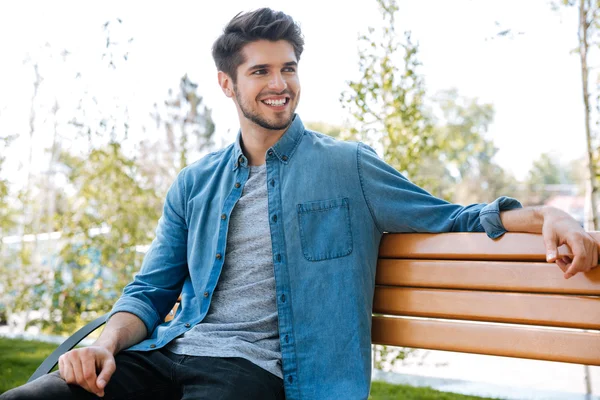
176, 355, 284, 400
0, 349, 179, 400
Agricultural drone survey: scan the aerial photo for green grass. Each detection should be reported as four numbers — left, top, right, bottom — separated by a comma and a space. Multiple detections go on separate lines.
369, 381, 498, 399
0, 336, 59, 393
0, 337, 496, 399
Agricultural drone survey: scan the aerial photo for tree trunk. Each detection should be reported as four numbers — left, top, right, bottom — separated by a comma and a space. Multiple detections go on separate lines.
579, 0, 599, 232
578, 1, 596, 395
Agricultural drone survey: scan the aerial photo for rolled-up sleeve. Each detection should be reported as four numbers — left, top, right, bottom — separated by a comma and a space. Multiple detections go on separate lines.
357, 143, 522, 237
108, 169, 190, 336
479, 196, 523, 239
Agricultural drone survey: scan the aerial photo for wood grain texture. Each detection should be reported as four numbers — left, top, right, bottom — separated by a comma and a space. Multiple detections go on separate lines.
373, 287, 600, 329
379, 232, 600, 261
372, 316, 600, 366
376, 259, 600, 294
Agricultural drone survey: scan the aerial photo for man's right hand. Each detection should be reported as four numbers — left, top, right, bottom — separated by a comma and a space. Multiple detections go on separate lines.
58, 346, 116, 398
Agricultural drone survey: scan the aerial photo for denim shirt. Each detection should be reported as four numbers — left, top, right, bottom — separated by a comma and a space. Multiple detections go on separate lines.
108, 115, 522, 399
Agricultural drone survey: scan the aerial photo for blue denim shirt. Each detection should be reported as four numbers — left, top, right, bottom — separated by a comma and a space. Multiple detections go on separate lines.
109, 115, 522, 399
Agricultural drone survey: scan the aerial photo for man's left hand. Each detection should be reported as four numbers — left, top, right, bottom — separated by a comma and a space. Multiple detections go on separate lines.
541, 207, 599, 279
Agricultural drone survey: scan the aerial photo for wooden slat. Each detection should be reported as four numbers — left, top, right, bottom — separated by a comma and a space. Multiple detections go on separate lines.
376, 259, 600, 294
379, 232, 600, 260
371, 316, 600, 366
373, 287, 600, 329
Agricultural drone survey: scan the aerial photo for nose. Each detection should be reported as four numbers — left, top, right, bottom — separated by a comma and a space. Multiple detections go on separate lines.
268, 72, 287, 92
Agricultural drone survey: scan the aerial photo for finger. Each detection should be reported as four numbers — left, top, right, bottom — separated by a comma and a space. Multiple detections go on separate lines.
58, 356, 72, 382
564, 239, 590, 278
82, 357, 101, 396
71, 358, 89, 392
565, 255, 585, 279
61, 356, 77, 384
97, 357, 117, 395
556, 258, 568, 273
544, 233, 559, 262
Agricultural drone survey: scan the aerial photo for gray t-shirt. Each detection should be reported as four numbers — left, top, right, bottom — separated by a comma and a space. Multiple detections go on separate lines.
167, 163, 282, 378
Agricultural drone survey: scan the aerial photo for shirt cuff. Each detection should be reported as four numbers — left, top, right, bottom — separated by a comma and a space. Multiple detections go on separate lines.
108, 296, 161, 337
479, 196, 523, 239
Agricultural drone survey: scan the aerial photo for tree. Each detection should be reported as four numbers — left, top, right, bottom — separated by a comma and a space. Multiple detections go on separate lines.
576, 0, 600, 230
341, 0, 437, 191
304, 121, 343, 138
556, 0, 600, 231
43, 143, 162, 334
431, 89, 520, 204
143, 74, 216, 196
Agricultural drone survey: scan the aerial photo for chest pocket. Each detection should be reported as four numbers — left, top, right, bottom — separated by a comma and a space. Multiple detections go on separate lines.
297, 197, 353, 261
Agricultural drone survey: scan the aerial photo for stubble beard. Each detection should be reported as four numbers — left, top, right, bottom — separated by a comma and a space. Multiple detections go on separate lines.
234, 86, 296, 131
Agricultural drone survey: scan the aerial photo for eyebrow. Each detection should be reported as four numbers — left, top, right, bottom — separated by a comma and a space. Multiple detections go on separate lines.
247, 61, 298, 72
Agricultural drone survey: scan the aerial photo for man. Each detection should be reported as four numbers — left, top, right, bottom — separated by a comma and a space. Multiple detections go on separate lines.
3, 8, 598, 400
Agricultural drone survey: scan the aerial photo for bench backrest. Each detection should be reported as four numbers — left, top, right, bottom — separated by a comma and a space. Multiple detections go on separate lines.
372, 232, 600, 366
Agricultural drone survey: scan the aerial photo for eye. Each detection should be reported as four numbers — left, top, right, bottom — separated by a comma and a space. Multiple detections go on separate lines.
283, 67, 296, 73
252, 69, 267, 75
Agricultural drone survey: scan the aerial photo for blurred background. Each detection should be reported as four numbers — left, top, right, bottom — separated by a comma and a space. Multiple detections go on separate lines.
0, 0, 598, 398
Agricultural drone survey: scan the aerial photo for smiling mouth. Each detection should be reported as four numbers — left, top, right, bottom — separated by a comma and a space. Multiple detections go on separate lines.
261, 97, 290, 108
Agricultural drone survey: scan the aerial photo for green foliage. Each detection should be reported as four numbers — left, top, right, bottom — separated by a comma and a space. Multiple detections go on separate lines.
341, 0, 437, 189
0, 135, 16, 235
524, 153, 577, 205
40, 143, 162, 334
431, 89, 520, 204
304, 121, 343, 138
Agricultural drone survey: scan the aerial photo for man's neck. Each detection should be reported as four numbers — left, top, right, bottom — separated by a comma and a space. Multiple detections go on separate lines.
239, 121, 288, 166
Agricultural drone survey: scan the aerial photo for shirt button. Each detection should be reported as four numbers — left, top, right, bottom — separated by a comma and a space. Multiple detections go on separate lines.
204, 291, 209, 297
272, 215, 277, 222
281, 294, 286, 303
216, 253, 222, 259
268, 150, 274, 156
238, 155, 243, 163
150, 344, 156, 348
185, 323, 191, 328
270, 179, 275, 187
288, 376, 293, 383
282, 155, 288, 161
285, 334, 289, 343
221, 214, 227, 220
235, 182, 241, 188
276, 254, 281, 262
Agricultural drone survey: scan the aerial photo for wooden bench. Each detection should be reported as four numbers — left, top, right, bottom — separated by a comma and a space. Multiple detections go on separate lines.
29, 232, 600, 383
372, 232, 600, 365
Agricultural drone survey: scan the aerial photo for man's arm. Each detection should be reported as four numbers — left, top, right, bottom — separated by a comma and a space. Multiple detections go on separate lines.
500, 206, 599, 279
92, 311, 148, 354
58, 312, 147, 397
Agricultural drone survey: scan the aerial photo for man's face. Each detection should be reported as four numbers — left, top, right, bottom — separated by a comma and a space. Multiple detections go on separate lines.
232, 40, 300, 131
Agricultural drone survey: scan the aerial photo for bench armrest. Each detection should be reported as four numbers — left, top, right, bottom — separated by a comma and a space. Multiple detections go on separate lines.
28, 314, 109, 383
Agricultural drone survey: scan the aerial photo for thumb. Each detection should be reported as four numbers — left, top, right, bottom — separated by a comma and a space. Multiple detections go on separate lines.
96, 357, 116, 392
544, 234, 558, 263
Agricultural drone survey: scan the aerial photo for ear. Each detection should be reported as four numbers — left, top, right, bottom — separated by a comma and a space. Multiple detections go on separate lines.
218, 71, 234, 98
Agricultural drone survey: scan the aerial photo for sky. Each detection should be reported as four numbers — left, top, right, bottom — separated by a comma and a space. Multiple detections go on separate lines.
0, 0, 589, 181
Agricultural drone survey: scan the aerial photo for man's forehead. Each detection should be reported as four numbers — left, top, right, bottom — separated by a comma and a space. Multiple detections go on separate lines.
240, 40, 297, 66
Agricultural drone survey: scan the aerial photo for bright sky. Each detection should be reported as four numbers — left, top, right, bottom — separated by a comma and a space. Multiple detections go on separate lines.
0, 0, 587, 181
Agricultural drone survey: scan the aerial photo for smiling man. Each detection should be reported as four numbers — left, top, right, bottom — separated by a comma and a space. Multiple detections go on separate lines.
3, 7, 599, 400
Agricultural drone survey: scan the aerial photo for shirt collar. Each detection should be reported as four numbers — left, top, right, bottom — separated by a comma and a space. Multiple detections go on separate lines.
232, 114, 305, 171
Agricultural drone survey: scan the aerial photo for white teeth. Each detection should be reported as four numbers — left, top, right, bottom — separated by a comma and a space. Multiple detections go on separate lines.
263, 98, 286, 106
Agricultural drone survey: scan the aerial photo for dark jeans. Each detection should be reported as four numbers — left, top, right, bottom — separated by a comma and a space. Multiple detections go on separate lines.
0, 349, 285, 400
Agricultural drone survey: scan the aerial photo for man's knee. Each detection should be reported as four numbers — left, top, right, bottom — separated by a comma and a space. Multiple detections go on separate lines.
0, 372, 94, 400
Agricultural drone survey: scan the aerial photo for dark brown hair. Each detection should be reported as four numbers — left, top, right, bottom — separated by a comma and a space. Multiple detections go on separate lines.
212, 8, 304, 83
